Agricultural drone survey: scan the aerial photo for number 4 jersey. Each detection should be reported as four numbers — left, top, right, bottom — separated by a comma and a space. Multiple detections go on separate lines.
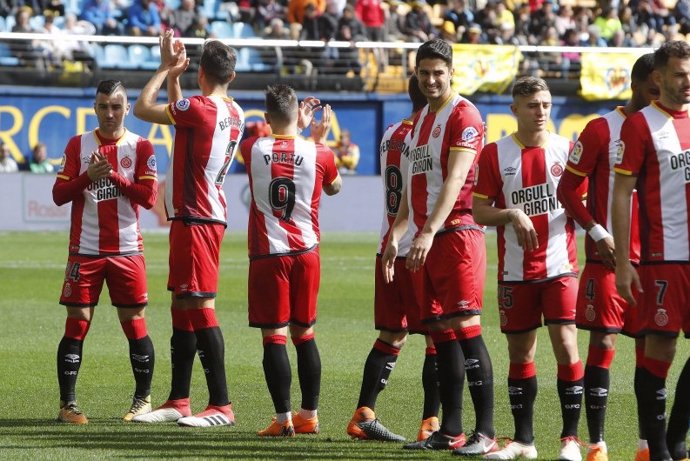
241, 134, 339, 258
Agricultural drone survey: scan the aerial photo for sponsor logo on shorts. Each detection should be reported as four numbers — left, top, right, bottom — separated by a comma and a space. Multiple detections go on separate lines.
457, 300, 470, 308
120, 156, 132, 169
63, 282, 72, 298
585, 304, 596, 322
654, 308, 669, 327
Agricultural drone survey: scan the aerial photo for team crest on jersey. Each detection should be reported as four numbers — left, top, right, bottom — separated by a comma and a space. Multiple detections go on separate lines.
63, 282, 72, 298
147, 155, 157, 171
569, 141, 583, 165
120, 156, 132, 169
585, 304, 596, 322
550, 162, 564, 177
432, 125, 442, 138
176, 99, 191, 112
615, 140, 625, 163
654, 308, 669, 327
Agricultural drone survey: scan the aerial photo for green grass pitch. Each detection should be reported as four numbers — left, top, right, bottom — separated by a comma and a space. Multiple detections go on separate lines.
0, 231, 687, 460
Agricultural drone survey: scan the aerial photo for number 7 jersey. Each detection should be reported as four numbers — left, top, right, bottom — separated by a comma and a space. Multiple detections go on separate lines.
242, 134, 339, 258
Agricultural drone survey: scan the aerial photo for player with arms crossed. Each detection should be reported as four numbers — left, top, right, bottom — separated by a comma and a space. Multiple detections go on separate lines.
613, 40, 690, 461
557, 53, 658, 461
53, 79, 157, 424
241, 84, 341, 437
383, 39, 495, 454
132, 31, 244, 427
347, 74, 440, 443
473, 77, 584, 461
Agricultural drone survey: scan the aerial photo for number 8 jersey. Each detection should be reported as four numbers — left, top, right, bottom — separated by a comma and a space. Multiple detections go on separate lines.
242, 134, 339, 258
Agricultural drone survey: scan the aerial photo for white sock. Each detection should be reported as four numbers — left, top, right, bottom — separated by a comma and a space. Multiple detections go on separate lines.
638, 439, 648, 450
298, 408, 317, 419
276, 411, 291, 423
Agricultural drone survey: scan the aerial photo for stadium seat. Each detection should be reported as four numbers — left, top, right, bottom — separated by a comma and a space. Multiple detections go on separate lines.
210, 20, 233, 38
52, 16, 65, 29
0, 16, 6, 32
165, 0, 181, 9
4, 15, 14, 31
128, 44, 159, 70
232, 22, 256, 38
64, 0, 81, 15
102, 44, 136, 69
236, 47, 271, 72
29, 15, 45, 30
0, 43, 20, 66
201, 0, 219, 20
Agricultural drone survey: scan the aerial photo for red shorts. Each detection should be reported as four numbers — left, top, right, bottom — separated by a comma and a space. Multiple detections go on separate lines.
248, 248, 320, 328
422, 228, 486, 322
167, 220, 224, 298
638, 264, 690, 337
374, 256, 426, 334
498, 275, 577, 333
576, 263, 643, 337
59, 254, 148, 308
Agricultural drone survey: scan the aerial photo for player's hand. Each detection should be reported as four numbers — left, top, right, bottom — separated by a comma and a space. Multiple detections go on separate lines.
310, 104, 331, 144
508, 209, 538, 251
87, 151, 112, 181
159, 30, 181, 70
406, 231, 432, 272
168, 38, 189, 78
615, 260, 642, 306
595, 235, 616, 270
297, 96, 321, 132
382, 240, 398, 284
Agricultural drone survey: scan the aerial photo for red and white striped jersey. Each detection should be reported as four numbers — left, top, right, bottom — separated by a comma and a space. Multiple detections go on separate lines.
164, 95, 245, 224
407, 93, 484, 237
474, 132, 578, 282
564, 108, 640, 263
55, 129, 157, 256
615, 101, 690, 262
378, 119, 414, 255
241, 134, 339, 258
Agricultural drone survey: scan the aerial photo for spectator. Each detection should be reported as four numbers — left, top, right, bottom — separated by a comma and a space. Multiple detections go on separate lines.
127, 0, 161, 36
29, 142, 54, 173
40, 11, 75, 66
593, 7, 623, 44
287, 0, 324, 25
254, 0, 286, 33
460, 22, 484, 43
677, 0, 690, 34
402, 0, 436, 42
183, 14, 211, 38
355, 0, 385, 42
10, 6, 47, 70
580, 24, 608, 47
335, 4, 366, 75
0, 142, 18, 173
44, 0, 66, 17
528, 0, 556, 40
263, 16, 290, 38
333, 128, 360, 174
553, 3, 574, 37
80, 0, 123, 35
442, 0, 473, 36
383, 0, 406, 41
169, 0, 197, 36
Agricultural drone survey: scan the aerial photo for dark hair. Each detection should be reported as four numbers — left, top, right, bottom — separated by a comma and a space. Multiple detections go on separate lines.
631, 53, 655, 83
200, 40, 237, 85
408, 74, 426, 111
96, 80, 125, 96
415, 38, 452, 68
265, 84, 298, 124
511, 76, 549, 98
654, 40, 690, 70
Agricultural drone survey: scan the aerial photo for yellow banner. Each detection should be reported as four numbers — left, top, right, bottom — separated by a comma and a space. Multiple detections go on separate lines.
451, 44, 522, 96
580, 52, 638, 101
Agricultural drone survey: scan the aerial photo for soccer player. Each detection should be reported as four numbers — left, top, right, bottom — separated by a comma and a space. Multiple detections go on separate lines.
557, 53, 658, 461
383, 39, 495, 454
613, 40, 690, 461
473, 76, 584, 461
131, 31, 244, 427
53, 79, 157, 424
347, 75, 440, 443
241, 84, 341, 437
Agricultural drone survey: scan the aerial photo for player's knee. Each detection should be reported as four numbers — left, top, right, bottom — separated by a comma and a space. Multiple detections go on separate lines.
378, 330, 408, 348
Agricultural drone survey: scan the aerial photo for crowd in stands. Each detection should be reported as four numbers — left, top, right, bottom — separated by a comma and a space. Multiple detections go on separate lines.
0, 0, 686, 75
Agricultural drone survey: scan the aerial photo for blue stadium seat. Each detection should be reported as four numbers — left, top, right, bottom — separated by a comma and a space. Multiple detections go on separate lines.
0, 43, 20, 66
64, 0, 81, 15
210, 20, 233, 38
233, 22, 256, 38
102, 44, 136, 69
52, 16, 65, 29
201, 0, 219, 20
236, 47, 270, 72
4, 14, 15, 31
29, 15, 45, 30
0, 16, 6, 32
128, 44, 159, 70
165, 0, 181, 9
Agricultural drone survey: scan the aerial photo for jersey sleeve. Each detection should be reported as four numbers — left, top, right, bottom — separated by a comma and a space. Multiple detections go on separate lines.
135, 138, 157, 182
53, 136, 91, 206
449, 102, 484, 154
615, 113, 649, 176
165, 96, 206, 128
240, 137, 257, 171
566, 117, 608, 177
56, 136, 82, 181
317, 144, 339, 185
473, 143, 500, 199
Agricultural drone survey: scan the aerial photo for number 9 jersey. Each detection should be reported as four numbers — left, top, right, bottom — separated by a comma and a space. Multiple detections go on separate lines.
242, 134, 339, 258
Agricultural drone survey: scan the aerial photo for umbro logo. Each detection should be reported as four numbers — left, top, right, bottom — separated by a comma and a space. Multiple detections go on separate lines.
589, 387, 608, 397
565, 385, 583, 395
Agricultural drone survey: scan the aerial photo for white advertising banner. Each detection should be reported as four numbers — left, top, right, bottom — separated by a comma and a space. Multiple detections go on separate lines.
0, 173, 383, 233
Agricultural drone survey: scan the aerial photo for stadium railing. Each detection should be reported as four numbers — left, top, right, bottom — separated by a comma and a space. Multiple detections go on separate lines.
0, 32, 650, 94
